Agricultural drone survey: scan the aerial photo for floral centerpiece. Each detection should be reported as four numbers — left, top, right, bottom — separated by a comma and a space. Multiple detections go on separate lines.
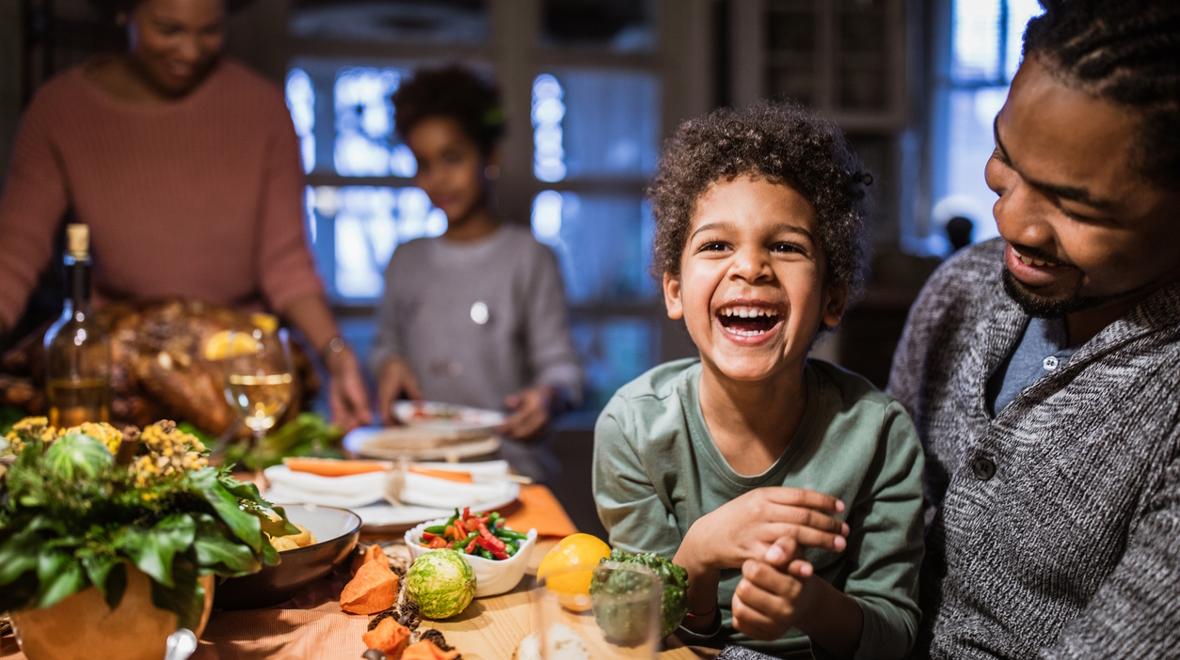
0, 417, 296, 636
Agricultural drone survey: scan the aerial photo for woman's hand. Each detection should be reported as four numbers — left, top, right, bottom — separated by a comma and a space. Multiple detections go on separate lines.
377, 356, 422, 425
680, 487, 848, 575
499, 385, 556, 440
325, 346, 372, 431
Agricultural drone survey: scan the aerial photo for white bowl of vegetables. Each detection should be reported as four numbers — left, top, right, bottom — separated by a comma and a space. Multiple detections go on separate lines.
405, 508, 538, 597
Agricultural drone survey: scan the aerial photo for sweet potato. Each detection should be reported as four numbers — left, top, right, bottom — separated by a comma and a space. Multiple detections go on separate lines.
341, 560, 399, 614
351, 543, 391, 575
284, 457, 391, 476
362, 618, 411, 658
406, 466, 474, 483
401, 640, 460, 660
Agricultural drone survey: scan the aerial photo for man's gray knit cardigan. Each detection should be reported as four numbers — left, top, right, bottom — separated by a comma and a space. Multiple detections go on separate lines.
888, 239, 1180, 658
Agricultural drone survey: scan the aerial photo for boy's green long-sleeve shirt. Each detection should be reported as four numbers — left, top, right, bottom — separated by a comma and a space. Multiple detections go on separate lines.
593, 358, 924, 659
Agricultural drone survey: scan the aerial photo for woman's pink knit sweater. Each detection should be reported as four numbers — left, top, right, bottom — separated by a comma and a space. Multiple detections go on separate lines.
0, 58, 324, 328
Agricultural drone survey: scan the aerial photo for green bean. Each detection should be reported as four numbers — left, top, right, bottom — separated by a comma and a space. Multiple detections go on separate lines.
424, 524, 448, 535
478, 548, 494, 560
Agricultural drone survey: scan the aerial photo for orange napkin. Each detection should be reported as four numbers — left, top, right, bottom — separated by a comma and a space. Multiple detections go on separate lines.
503, 484, 578, 538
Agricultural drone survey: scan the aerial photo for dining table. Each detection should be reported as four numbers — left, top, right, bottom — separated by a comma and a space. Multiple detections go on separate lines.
0, 485, 711, 660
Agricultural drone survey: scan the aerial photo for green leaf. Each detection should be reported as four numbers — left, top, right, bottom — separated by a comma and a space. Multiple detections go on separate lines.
246, 500, 299, 538
103, 563, 128, 610
79, 548, 122, 606
150, 553, 205, 631
0, 526, 43, 586
192, 515, 260, 576
36, 551, 85, 608
191, 469, 263, 552
260, 534, 280, 566
114, 514, 195, 588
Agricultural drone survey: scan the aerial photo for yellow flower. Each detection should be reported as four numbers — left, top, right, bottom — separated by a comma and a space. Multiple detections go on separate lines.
66, 422, 123, 455
8, 417, 59, 445
12, 416, 49, 433
132, 422, 210, 484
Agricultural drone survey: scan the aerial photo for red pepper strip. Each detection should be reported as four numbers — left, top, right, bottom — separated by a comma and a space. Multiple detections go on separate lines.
477, 522, 507, 553
455, 518, 466, 537
477, 535, 509, 559
462, 506, 472, 520
422, 531, 437, 541
465, 538, 478, 554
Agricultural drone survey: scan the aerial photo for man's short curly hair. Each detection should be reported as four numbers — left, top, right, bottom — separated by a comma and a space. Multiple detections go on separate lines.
649, 102, 871, 297
392, 65, 506, 156
89, 0, 255, 18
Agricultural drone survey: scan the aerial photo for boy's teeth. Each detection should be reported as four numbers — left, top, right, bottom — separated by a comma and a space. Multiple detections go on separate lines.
721, 306, 775, 318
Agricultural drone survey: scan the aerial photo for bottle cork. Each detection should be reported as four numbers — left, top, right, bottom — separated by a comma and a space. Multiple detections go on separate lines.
66, 223, 89, 259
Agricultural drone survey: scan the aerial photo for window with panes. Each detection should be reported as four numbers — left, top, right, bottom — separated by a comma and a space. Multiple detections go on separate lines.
924, 0, 1043, 252
284, 0, 666, 411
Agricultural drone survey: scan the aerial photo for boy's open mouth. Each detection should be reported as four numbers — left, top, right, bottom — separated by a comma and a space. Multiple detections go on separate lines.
716, 304, 783, 337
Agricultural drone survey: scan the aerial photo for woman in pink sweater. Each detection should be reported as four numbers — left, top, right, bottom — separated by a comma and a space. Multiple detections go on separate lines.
0, 0, 371, 428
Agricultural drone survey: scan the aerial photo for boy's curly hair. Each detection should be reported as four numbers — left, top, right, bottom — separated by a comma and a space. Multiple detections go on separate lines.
649, 103, 871, 297
392, 64, 506, 156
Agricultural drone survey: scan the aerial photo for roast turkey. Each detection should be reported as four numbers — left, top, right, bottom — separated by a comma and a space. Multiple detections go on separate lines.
0, 300, 319, 435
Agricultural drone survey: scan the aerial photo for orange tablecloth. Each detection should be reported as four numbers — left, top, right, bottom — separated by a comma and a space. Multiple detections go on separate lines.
503, 484, 578, 538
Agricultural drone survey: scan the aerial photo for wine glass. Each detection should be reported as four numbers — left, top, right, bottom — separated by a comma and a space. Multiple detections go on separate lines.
220, 327, 294, 449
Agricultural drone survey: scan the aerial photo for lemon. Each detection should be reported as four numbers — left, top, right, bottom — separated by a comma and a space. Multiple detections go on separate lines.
536, 533, 611, 612
203, 330, 261, 361
251, 313, 279, 334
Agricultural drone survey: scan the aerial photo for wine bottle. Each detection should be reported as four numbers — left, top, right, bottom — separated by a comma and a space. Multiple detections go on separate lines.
43, 224, 111, 426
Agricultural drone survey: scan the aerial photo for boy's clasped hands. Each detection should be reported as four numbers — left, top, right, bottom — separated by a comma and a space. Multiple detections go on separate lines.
677, 487, 856, 642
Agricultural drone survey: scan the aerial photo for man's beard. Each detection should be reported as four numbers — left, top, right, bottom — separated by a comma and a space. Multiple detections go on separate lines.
1001, 269, 1104, 317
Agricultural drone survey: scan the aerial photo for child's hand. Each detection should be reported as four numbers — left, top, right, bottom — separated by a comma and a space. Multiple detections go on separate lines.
377, 357, 423, 425
499, 385, 555, 440
683, 487, 848, 573
731, 538, 818, 640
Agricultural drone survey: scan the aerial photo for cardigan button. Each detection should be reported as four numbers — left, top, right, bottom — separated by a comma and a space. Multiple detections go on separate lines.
971, 455, 997, 481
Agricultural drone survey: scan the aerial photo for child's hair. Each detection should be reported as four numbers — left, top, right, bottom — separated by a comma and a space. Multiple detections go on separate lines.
392, 64, 506, 156
648, 102, 871, 298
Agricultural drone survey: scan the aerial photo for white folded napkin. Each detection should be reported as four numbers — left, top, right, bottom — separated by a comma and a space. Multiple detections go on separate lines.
262, 461, 515, 510
263, 466, 385, 508
399, 471, 512, 508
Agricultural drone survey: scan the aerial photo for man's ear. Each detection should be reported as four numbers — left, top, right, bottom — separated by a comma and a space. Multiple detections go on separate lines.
822, 284, 848, 329
663, 272, 684, 321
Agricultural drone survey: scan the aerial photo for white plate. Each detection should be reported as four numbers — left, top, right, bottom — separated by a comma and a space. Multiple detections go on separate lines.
352, 482, 519, 531
344, 430, 501, 461
393, 400, 505, 435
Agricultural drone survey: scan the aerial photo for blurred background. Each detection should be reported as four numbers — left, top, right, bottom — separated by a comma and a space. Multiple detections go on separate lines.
0, 0, 1039, 533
